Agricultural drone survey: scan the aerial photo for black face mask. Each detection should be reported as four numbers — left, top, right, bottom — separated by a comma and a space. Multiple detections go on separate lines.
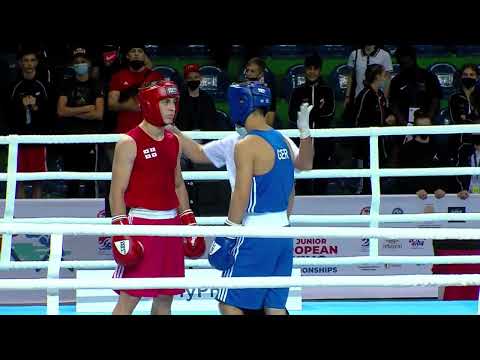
462, 78, 477, 89
246, 76, 259, 82
187, 80, 201, 91
129, 60, 144, 71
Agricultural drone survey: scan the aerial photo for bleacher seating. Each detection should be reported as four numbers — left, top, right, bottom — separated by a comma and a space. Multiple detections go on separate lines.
428, 63, 457, 98
328, 63, 350, 101
282, 64, 305, 100
152, 65, 183, 88
199, 65, 230, 100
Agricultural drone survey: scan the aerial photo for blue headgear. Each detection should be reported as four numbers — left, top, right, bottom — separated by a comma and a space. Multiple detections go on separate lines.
227, 82, 272, 127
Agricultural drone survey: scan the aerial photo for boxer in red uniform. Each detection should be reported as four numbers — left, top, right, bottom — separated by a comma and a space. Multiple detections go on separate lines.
110, 80, 206, 315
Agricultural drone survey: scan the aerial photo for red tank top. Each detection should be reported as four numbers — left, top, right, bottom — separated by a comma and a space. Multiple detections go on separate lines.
124, 126, 179, 210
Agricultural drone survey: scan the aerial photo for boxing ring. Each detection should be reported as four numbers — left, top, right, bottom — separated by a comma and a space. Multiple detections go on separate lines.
2, 125, 480, 315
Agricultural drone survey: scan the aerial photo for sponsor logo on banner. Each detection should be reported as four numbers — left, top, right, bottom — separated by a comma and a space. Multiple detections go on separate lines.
392, 208, 404, 214
408, 239, 425, 249
360, 207, 370, 215
383, 239, 402, 249
360, 238, 370, 253
384, 264, 402, 270
294, 238, 338, 256
358, 265, 381, 272
448, 206, 466, 223
301, 266, 338, 275
178, 288, 220, 301
10, 234, 51, 261
97, 210, 112, 255
359, 208, 371, 253
77, 269, 302, 312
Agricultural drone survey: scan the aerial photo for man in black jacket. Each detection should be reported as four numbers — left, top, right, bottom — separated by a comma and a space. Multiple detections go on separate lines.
288, 53, 335, 195
389, 46, 442, 167
176, 64, 218, 132
398, 110, 448, 199
9, 47, 53, 198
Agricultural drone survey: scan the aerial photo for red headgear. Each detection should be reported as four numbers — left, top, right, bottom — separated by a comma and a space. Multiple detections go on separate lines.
137, 80, 180, 127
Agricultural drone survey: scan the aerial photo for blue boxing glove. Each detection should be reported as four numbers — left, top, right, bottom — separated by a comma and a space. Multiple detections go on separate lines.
208, 219, 240, 271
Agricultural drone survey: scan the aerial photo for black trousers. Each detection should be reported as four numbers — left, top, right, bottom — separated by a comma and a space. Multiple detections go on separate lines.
62, 144, 97, 198
97, 143, 115, 216
295, 138, 334, 196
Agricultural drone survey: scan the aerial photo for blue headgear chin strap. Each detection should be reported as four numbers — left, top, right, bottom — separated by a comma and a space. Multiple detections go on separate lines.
227, 82, 272, 127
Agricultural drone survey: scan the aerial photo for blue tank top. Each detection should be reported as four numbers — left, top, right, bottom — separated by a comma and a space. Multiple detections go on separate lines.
246, 129, 294, 214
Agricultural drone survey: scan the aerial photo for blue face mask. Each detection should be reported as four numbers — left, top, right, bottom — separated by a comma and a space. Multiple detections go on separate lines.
73, 63, 89, 76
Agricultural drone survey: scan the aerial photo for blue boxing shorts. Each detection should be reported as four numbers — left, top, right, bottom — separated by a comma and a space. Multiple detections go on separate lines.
216, 212, 293, 310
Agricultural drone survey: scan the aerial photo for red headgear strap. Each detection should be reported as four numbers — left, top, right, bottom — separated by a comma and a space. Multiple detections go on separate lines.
137, 80, 179, 127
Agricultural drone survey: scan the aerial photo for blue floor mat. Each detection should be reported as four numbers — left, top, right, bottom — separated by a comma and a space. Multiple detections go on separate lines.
0, 300, 477, 315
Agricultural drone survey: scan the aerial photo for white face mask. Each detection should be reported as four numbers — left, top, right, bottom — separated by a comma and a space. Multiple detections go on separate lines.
235, 125, 248, 137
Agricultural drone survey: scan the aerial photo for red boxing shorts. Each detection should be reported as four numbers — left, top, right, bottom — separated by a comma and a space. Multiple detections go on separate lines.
17, 145, 47, 173
113, 214, 185, 298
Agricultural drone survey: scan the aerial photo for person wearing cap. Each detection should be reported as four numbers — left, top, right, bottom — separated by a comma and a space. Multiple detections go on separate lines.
389, 45, 442, 167
56, 47, 104, 198
108, 45, 163, 135
287, 53, 335, 195
175, 64, 217, 132
110, 81, 205, 315
8, 46, 53, 198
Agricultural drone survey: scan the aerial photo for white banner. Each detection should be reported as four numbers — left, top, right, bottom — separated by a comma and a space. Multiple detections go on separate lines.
0, 194, 478, 304
76, 269, 302, 314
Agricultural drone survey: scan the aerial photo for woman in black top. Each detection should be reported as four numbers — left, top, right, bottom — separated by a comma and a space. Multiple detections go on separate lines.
448, 64, 480, 161
352, 64, 396, 194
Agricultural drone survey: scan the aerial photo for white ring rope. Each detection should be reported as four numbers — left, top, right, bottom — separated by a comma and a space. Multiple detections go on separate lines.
3, 212, 480, 225
0, 274, 479, 290
3, 125, 480, 314
2, 255, 480, 272
2, 166, 480, 182
3, 124, 480, 144
1, 223, 479, 240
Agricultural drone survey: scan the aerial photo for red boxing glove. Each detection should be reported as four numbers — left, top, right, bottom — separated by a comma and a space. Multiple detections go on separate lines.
179, 209, 206, 259
111, 215, 144, 267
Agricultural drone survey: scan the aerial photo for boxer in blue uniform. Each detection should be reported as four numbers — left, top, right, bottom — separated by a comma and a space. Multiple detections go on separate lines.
208, 82, 295, 315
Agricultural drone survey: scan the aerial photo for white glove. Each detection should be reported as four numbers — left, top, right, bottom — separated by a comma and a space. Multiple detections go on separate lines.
297, 102, 313, 139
